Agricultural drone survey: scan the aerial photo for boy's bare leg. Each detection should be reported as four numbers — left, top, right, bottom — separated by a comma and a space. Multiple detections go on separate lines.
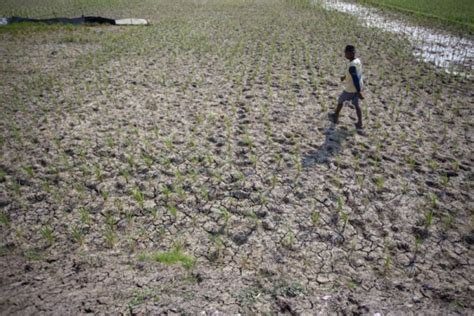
330, 103, 343, 124
354, 103, 363, 128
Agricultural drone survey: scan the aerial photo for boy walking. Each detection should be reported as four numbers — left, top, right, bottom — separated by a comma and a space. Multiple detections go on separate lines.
329, 45, 364, 129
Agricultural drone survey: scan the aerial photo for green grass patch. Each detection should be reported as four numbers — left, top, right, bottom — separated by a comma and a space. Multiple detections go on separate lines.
0, 22, 76, 34
359, 0, 474, 29
138, 246, 196, 270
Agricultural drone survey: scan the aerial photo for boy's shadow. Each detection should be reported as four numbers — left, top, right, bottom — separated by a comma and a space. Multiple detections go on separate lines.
302, 123, 351, 167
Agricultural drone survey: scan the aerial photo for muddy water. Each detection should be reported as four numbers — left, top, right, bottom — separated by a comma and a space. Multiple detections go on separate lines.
314, 0, 474, 77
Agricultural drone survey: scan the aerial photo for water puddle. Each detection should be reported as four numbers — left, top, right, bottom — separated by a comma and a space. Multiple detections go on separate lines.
314, 0, 473, 77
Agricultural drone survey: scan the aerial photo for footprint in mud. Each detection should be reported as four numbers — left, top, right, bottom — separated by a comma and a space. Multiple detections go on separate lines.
302, 125, 351, 167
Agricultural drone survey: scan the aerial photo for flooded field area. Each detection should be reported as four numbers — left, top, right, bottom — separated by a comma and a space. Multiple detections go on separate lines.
317, 0, 473, 76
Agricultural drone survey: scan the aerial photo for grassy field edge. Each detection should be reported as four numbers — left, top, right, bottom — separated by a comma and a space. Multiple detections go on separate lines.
357, 0, 474, 33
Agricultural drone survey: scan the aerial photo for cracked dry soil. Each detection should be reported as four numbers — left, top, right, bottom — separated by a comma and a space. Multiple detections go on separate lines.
0, 0, 473, 314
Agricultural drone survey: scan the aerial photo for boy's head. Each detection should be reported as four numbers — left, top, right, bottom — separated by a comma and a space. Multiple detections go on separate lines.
344, 45, 356, 60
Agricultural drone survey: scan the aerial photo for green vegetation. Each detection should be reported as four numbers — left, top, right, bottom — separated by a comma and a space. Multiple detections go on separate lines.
40, 225, 55, 246
0, 212, 11, 227
311, 211, 320, 226
139, 246, 196, 270
70, 225, 85, 246
131, 187, 145, 208
360, 0, 474, 28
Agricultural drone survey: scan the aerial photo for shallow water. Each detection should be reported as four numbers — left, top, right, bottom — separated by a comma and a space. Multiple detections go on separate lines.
315, 0, 473, 76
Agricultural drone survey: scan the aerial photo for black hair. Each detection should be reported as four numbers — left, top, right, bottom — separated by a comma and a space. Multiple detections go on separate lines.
345, 45, 356, 53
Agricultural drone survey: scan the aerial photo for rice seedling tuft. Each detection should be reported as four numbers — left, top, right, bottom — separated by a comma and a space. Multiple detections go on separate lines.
139, 245, 196, 270
311, 211, 320, 226
131, 187, 145, 208
71, 225, 85, 246
0, 212, 11, 228
40, 225, 55, 247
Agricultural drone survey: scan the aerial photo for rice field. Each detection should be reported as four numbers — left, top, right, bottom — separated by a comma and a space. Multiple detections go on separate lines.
0, 0, 473, 314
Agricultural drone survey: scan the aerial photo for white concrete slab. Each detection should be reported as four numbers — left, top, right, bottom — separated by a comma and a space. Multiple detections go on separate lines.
115, 18, 148, 26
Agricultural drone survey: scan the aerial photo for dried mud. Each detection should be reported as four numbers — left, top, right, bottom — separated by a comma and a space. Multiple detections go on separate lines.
0, 0, 473, 314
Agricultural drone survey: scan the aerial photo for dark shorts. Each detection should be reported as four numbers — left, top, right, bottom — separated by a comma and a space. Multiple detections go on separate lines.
338, 91, 359, 106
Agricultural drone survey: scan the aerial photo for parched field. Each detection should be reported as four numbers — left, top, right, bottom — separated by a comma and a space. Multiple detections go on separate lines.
0, 0, 473, 314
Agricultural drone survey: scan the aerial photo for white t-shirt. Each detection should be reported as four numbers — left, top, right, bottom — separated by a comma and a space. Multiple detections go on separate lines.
343, 58, 363, 93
